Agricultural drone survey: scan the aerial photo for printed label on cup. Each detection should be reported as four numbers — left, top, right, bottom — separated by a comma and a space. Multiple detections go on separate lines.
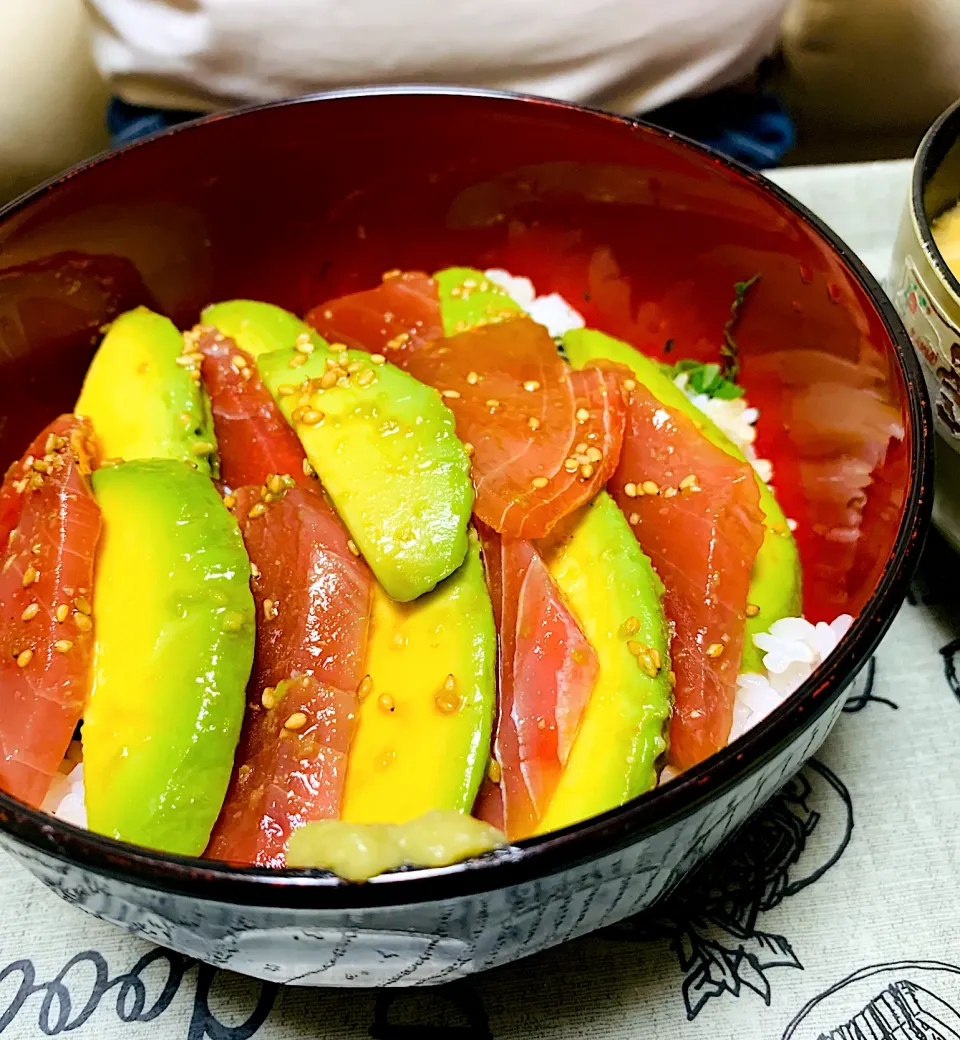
895, 254, 960, 448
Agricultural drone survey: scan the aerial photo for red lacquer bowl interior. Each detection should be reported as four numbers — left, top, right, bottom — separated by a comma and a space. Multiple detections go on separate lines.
0, 88, 930, 902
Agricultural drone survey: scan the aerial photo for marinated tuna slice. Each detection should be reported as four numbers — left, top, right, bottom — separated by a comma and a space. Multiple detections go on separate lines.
196, 328, 318, 491
474, 525, 598, 840
402, 318, 625, 538
0, 415, 101, 807
305, 270, 442, 359
608, 377, 764, 770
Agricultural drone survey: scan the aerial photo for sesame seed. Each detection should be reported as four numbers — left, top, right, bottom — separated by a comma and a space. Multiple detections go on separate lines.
338, 352, 349, 366
223, 493, 237, 509
679, 474, 699, 491
16, 649, 33, 668
486, 399, 500, 410
284, 711, 307, 731
441, 389, 461, 399
320, 370, 338, 389
263, 599, 278, 621
302, 458, 316, 477
357, 369, 376, 387
44, 433, 61, 454
663, 487, 678, 498
622, 616, 640, 636
629, 512, 640, 524
576, 407, 590, 423
191, 441, 215, 456
564, 457, 579, 473
55, 604, 68, 623
622, 379, 637, 392
378, 693, 396, 713
627, 641, 644, 656
787, 518, 798, 532
347, 539, 360, 557
299, 409, 324, 426
435, 690, 460, 714
574, 442, 588, 454
370, 353, 386, 365
487, 758, 502, 784
175, 355, 196, 368
294, 333, 314, 354
22, 566, 38, 588
73, 613, 93, 632
624, 482, 638, 498
357, 675, 373, 700
31, 459, 50, 474
382, 269, 401, 280
267, 474, 282, 494
528, 417, 541, 431
250, 562, 261, 578
74, 596, 91, 615
277, 384, 296, 397
641, 480, 660, 496
579, 462, 595, 479
466, 371, 479, 385
706, 642, 725, 658
54, 640, 73, 654
231, 355, 248, 369
746, 604, 760, 618
20, 604, 39, 621
463, 442, 475, 456
586, 447, 603, 462
531, 476, 550, 489
247, 502, 267, 519
523, 380, 541, 392
288, 354, 307, 369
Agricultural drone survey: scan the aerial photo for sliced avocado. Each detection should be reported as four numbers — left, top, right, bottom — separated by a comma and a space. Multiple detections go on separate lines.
249, 327, 472, 602
83, 459, 255, 855
75, 307, 216, 475
434, 267, 524, 336
562, 328, 802, 673
201, 299, 310, 359
536, 492, 672, 834
342, 532, 496, 823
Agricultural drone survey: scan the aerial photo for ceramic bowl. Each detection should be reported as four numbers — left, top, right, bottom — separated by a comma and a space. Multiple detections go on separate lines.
891, 96, 960, 552
0, 88, 931, 987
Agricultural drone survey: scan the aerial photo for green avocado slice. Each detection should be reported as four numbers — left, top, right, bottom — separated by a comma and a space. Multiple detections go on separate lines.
203, 301, 473, 602
562, 328, 802, 673
537, 492, 672, 832
75, 307, 217, 476
342, 531, 496, 822
434, 267, 524, 335
83, 459, 255, 855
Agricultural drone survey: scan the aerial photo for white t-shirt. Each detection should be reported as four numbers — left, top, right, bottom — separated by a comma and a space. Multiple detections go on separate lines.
83, 0, 788, 115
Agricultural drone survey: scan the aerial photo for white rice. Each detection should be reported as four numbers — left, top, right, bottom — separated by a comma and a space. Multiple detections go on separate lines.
672, 371, 774, 485
41, 742, 86, 828
39, 274, 848, 824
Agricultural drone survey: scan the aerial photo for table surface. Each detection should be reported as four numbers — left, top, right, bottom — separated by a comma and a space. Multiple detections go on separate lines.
4, 158, 958, 1040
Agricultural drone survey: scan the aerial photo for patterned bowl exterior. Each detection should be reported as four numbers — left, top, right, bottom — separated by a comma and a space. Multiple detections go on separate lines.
0, 89, 931, 987
0, 680, 853, 987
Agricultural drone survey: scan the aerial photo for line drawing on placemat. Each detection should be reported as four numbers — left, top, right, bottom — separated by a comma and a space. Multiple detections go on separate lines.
842, 659, 896, 712
603, 759, 854, 1020
782, 960, 960, 1039
0, 949, 278, 1039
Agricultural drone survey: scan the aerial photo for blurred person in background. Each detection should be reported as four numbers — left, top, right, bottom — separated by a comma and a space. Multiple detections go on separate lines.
83, 0, 794, 166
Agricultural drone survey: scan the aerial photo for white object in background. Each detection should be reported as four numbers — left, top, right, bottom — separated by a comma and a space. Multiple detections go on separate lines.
0, 0, 110, 204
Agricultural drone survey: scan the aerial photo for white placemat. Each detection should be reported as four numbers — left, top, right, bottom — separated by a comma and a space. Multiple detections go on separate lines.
4, 159, 955, 1040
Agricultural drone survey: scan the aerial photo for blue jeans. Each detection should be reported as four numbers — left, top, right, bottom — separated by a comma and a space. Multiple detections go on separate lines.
106, 90, 795, 170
